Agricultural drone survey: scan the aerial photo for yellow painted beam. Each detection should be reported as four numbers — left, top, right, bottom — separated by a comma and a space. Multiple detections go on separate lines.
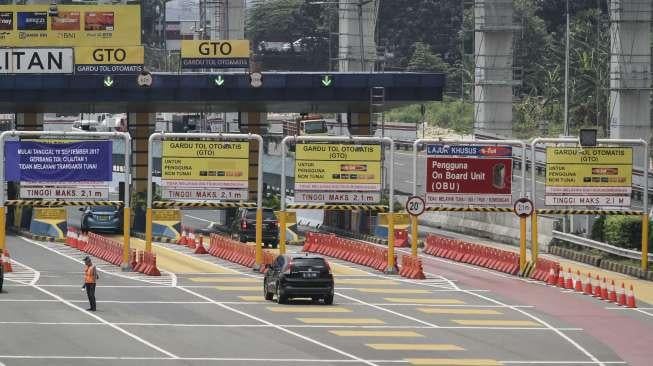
452, 320, 540, 327
190, 277, 258, 283
406, 359, 503, 366
357, 288, 430, 294
331, 263, 369, 275
297, 318, 385, 325
384, 298, 465, 305
367, 344, 464, 351
266, 306, 351, 313
336, 279, 399, 285
215, 286, 261, 291
418, 308, 502, 315
329, 330, 423, 337
239, 296, 265, 302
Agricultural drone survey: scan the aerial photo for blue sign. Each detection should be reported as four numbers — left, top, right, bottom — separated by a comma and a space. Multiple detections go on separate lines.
426, 144, 512, 157
5, 140, 113, 182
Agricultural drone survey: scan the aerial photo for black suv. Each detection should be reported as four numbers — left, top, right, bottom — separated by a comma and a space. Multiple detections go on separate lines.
230, 208, 279, 248
264, 254, 334, 304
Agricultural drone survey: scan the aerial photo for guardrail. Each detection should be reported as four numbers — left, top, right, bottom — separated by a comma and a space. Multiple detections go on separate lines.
552, 230, 653, 262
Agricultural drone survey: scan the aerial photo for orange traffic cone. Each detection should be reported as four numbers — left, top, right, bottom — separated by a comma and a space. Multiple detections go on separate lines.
600, 277, 608, 300
626, 285, 637, 308
574, 270, 583, 292
187, 231, 196, 249
2, 249, 12, 273
592, 275, 601, 297
194, 236, 208, 254
557, 269, 566, 288
617, 283, 627, 306
178, 227, 187, 245
565, 269, 574, 289
607, 280, 617, 302
583, 272, 593, 295
547, 268, 557, 286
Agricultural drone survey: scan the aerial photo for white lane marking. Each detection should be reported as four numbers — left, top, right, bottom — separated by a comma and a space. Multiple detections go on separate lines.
185, 214, 214, 224
634, 308, 653, 317
174, 285, 381, 366
334, 291, 440, 328
111, 323, 582, 331
0, 322, 102, 325
10, 256, 179, 359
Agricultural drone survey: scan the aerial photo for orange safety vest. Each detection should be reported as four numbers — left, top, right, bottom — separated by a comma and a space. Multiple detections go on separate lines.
85, 265, 96, 284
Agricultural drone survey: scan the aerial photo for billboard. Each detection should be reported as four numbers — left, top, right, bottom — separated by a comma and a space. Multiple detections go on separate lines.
0, 48, 73, 74
181, 40, 250, 69
5, 141, 113, 182
545, 147, 632, 206
0, 5, 141, 47
161, 141, 250, 201
426, 144, 513, 206
295, 143, 382, 203
74, 46, 144, 74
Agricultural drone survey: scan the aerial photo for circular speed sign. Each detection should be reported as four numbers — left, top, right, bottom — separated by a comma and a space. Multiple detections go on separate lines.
406, 196, 426, 216
514, 197, 534, 218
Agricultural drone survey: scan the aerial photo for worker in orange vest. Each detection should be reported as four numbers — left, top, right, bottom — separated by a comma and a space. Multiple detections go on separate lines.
82, 256, 98, 311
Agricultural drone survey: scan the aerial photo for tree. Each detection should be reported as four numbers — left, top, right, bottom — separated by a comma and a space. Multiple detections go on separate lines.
407, 42, 450, 73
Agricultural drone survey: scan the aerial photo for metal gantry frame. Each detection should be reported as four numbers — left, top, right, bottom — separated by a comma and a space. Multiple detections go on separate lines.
280, 135, 396, 273
0, 130, 132, 269
412, 138, 530, 270
147, 132, 265, 268
531, 137, 650, 271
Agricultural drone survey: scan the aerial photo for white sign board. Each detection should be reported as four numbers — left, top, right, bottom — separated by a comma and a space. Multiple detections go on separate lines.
162, 188, 248, 201
0, 48, 74, 74
20, 184, 109, 200
295, 191, 381, 204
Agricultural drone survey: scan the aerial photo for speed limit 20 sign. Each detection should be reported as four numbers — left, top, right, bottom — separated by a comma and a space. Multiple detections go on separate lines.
406, 196, 426, 216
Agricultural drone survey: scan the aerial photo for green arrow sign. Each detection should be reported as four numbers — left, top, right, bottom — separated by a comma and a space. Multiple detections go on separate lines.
103, 75, 114, 88
214, 75, 225, 86
321, 75, 333, 87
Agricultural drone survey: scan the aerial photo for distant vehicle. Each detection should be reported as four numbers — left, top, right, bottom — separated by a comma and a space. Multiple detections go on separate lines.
80, 206, 122, 234
283, 114, 329, 136
230, 207, 279, 248
263, 254, 334, 304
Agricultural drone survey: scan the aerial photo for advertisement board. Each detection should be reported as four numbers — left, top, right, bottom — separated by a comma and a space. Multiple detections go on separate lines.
294, 143, 382, 203
180, 40, 250, 69
426, 144, 513, 206
0, 48, 73, 74
545, 147, 632, 206
74, 45, 144, 74
5, 141, 113, 182
0, 5, 141, 47
161, 140, 249, 201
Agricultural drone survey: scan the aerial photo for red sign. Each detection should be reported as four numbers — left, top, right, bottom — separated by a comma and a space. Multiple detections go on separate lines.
426, 157, 513, 205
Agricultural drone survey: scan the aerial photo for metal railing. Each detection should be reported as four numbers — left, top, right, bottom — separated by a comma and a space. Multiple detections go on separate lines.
552, 230, 653, 262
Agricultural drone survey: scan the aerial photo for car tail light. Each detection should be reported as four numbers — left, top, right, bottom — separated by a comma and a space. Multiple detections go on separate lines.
241, 220, 247, 230
283, 259, 294, 275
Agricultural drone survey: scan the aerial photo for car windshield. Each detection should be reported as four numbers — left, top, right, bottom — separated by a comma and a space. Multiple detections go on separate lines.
293, 258, 327, 267
245, 209, 276, 220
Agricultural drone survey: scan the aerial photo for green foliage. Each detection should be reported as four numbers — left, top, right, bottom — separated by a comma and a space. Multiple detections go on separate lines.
603, 216, 642, 250
590, 215, 605, 242
263, 194, 281, 210
407, 42, 450, 73
385, 99, 473, 134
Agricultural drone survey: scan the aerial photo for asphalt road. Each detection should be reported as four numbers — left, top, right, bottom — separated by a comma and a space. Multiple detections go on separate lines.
1, 234, 643, 366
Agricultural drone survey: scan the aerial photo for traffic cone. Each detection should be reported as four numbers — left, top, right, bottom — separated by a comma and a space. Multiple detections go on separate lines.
2, 249, 12, 273
617, 283, 627, 306
626, 285, 637, 308
600, 277, 608, 300
194, 236, 208, 255
592, 275, 601, 297
583, 272, 593, 295
565, 268, 574, 289
557, 269, 566, 288
546, 268, 557, 286
607, 280, 617, 302
574, 270, 583, 292
178, 227, 187, 245
187, 231, 196, 249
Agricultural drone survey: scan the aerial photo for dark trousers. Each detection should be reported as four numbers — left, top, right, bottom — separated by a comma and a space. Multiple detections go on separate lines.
84, 283, 96, 310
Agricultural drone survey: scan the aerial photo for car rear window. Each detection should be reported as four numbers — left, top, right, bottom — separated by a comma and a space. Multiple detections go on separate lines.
293, 258, 326, 267
245, 209, 276, 220
91, 206, 117, 212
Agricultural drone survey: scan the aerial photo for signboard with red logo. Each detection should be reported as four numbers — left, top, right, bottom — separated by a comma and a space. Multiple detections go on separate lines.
425, 144, 513, 206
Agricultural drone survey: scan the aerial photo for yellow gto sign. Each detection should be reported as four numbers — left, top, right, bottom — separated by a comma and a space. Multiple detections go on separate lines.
545, 147, 633, 187
296, 144, 381, 161
74, 45, 144, 74
180, 40, 250, 69
0, 5, 141, 47
295, 160, 381, 184
152, 209, 181, 222
163, 141, 249, 159
161, 141, 249, 183
33, 208, 66, 221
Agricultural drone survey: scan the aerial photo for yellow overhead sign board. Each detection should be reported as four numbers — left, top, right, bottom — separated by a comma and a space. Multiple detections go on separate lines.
33, 208, 66, 221
152, 209, 181, 222
295, 160, 381, 185
0, 5, 141, 47
75, 46, 144, 65
545, 147, 633, 207
296, 144, 382, 161
163, 141, 249, 159
180, 40, 250, 69
161, 157, 249, 181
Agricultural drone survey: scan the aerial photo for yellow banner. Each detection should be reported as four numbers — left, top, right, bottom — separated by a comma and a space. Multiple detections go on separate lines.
378, 213, 410, 226
163, 141, 249, 159
546, 147, 632, 165
296, 143, 381, 161
275, 211, 297, 224
152, 209, 181, 222
546, 164, 632, 187
33, 208, 66, 221
162, 157, 248, 181
74, 45, 143, 65
181, 40, 250, 59
0, 5, 141, 46
295, 160, 381, 184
